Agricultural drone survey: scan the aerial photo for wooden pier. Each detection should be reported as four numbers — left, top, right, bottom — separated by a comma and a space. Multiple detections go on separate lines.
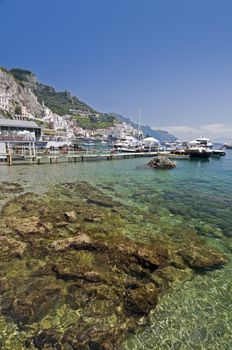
0, 149, 190, 166
0, 145, 189, 166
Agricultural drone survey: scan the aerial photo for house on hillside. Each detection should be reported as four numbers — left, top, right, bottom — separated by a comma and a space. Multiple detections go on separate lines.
0, 92, 12, 112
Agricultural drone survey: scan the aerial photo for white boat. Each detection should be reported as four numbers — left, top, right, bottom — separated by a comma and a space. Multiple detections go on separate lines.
114, 136, 141, 152
224, 143, 232, 149
186, 138, 225, 157
187, 138, 213, 157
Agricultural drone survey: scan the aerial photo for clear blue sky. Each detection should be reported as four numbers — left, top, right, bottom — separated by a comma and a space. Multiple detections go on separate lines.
1, 0, 232, 140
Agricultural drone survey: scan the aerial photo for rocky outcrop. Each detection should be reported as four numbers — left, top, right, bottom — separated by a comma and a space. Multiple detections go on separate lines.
0, 69, 44, 117
148, 156, 176, 169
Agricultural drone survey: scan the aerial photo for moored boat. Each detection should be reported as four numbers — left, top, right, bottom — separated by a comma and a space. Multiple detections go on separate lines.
186, 138, 225, 158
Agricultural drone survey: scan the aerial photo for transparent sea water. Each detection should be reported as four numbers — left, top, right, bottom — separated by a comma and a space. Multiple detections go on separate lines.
0, 151, 232, 349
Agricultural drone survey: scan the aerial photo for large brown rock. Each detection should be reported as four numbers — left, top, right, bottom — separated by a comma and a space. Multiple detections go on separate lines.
148, 156, 176, 169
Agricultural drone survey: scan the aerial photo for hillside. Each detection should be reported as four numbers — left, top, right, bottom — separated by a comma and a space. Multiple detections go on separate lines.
0, 67, 177, 139
9, 68, 96, 116
0, 67, 44, 118
0, 67, 116, 129
110, 113, 177, 142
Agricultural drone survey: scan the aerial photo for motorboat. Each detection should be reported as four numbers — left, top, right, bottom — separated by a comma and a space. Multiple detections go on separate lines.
224, 143, 232, 149
186, 138, 214, 158
114, 136, 142, 152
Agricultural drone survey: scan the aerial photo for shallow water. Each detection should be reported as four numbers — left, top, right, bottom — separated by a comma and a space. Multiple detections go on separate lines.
0, 151, 232, 349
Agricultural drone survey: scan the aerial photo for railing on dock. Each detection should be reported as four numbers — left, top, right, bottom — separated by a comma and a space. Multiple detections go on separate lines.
0, 145, 190, 166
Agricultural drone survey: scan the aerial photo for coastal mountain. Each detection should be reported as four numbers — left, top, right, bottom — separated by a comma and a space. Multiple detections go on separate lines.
0, 67, 44, 118
110, 113, 177, 142
9, 68, 96, 116
0, 67, 176, 141
0, 67, 114, 130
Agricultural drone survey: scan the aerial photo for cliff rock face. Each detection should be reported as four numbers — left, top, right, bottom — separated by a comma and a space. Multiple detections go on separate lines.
0, 68, 95, 118
9, 68, 95, 117
0, 69, 44, 117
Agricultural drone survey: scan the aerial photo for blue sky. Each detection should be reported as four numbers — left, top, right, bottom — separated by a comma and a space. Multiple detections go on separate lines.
1, 0, 232, 140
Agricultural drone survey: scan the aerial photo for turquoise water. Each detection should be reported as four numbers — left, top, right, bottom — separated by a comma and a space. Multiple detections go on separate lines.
0, 151, 232, 349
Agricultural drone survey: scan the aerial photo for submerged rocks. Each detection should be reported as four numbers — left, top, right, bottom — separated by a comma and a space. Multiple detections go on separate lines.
0, 236, 27, 259
0, 181, 24, 194
64, 210, 77, 222
148, 156, 176, 169
177, 245, 227, 269
0, 182, 228, 350
49, 234, 91, 251
2, 279, 61, 326
125, 283, 158, 316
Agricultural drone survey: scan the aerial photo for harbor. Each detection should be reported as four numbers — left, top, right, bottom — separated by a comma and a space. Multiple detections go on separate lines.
0, 146, 225, 166
0, 149, 156, 166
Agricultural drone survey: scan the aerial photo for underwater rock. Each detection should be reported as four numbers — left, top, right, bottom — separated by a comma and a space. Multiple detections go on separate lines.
62, 324, 121, 350
49, 234, 91, 252
0, 181, 24, 194
10, 216, 43, 235
125, 283, 158, 316
177, 245, 227, 269
0, 182, 228, 350
30, 329, 63, 350
2, 279, 61, 326
64, 210, 77, 222
0, 236, 27, 259
148, 156, 176, 169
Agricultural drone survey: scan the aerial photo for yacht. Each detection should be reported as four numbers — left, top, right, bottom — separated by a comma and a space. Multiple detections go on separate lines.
224, 143, 232, 149
114, 136, 142, 152
187, 138, 225, 157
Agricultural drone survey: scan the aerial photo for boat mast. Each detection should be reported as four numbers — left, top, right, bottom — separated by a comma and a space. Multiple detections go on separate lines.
138, 107, 142, 140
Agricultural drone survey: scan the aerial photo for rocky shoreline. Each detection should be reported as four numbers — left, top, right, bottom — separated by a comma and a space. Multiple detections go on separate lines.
0, 182, 227, 349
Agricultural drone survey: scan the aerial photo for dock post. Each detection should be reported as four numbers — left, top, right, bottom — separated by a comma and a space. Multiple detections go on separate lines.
7, 154, 12, 166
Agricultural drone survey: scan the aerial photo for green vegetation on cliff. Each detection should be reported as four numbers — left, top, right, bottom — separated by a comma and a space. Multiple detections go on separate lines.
9, 68, 33, 83
8, 68, 117, 128
9, 68, 96, 115
73, 114, 115, 129
34, 85, 96, 116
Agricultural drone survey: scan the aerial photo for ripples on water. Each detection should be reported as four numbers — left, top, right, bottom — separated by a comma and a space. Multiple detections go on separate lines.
0, 151, 232, 349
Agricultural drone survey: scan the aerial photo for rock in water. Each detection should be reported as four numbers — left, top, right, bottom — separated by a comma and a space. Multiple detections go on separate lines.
148, 156, 176, 169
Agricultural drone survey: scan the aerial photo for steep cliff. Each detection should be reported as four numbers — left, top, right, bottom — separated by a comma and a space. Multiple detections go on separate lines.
0, 68, 44, 117
9, 68, 95, 116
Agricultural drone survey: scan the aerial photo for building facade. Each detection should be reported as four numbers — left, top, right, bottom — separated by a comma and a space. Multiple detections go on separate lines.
0, 117, 41, 141
0, 93, 12, 112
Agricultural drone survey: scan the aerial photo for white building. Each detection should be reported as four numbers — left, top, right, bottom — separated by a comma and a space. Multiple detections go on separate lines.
0, 92, 12, 112
21, 105, 35, 119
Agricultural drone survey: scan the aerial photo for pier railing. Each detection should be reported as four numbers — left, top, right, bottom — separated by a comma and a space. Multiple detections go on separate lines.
0, 146, 163, 166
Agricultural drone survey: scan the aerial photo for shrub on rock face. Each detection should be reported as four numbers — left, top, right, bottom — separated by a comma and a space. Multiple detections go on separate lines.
148, 156, 176, 169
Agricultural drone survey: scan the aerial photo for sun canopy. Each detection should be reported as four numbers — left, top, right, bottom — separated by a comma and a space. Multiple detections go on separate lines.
143, 137, 160, 144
